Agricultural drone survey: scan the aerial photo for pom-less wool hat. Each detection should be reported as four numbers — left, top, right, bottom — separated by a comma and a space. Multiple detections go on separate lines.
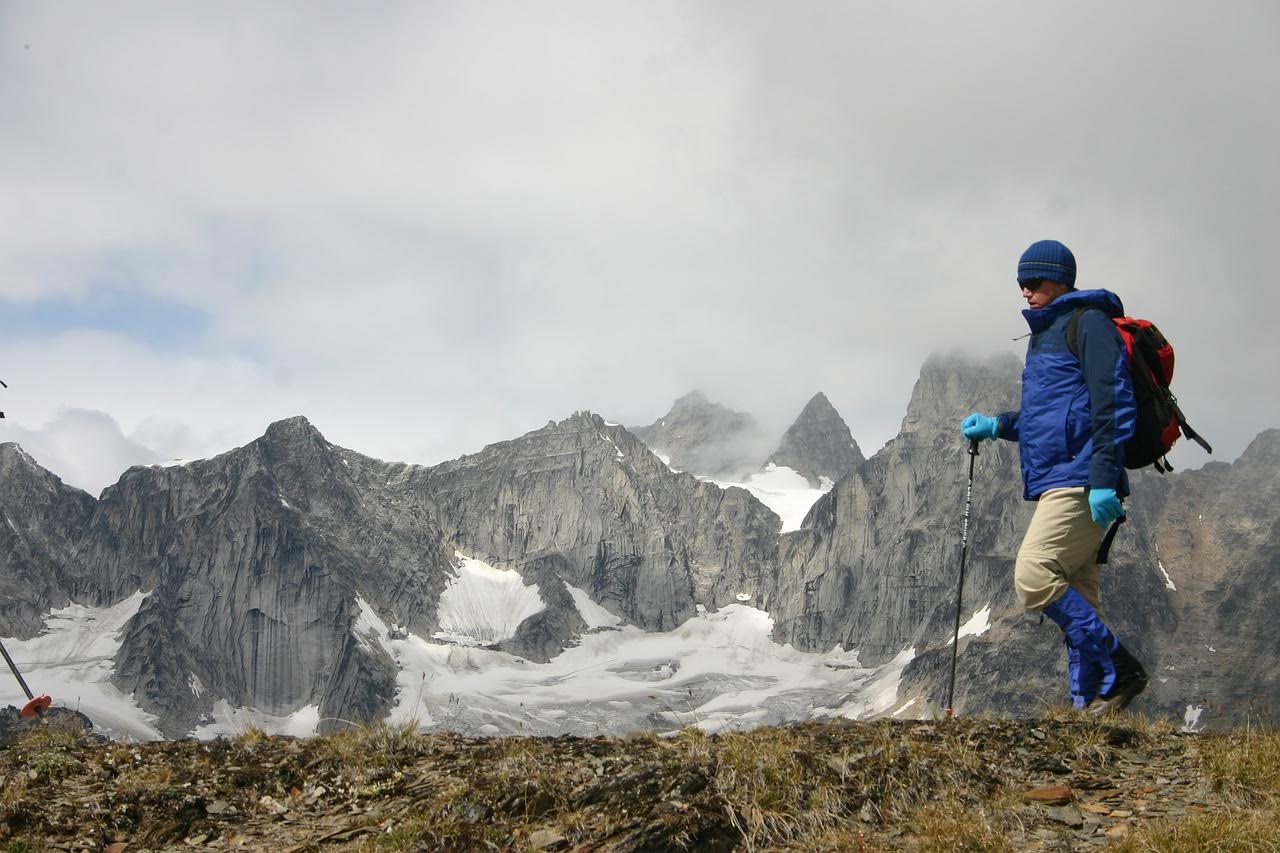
1018, 239, 1076, 287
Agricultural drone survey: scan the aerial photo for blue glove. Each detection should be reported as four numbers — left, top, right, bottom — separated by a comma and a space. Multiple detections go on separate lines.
961, 412, 999, 441
1088, 488, 1124, 527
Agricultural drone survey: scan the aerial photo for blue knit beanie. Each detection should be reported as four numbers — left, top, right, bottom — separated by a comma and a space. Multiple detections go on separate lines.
1018, 240, 1076, 287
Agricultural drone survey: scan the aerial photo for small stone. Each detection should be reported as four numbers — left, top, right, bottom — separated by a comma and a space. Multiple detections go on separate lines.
259, 795, 289, 815
206, 799, 232, 815
1082, 803, 1112, 815
1045, 805, 1084, 828
528, 828, 565, 850
105, 844, 128, 853
1105, 823, 1132, 839
1075, 777, 1114, 791
1109, 809, 1133, 818
1029, 728, 1047, 740
859, 801, 877, 823
1025, 784, 1073, 805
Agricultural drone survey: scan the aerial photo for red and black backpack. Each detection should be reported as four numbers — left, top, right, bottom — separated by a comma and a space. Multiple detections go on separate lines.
1067, 310, 1212, 473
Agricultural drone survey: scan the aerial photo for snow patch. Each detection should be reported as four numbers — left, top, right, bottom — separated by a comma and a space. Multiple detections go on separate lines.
814, 646, 916, 721
0, 591, 163, 741
433, 553, 545, 645
188, 672, 206, 698
1156, 549, 1176, 591
654, 452, 680, 473
1182, 704, 1205, 732
352, 601, 906, 737
564, 583, 622, 629
947, 604, 992, 644
597, 431, 625, 460
192, 701, 322, 739
702, 464, 831, 533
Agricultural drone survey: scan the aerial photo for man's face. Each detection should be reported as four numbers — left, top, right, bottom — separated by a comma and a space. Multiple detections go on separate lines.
1019, 278, 1072, 309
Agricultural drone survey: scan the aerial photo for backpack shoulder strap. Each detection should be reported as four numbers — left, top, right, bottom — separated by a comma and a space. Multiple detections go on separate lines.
1064, 307, 1086, 359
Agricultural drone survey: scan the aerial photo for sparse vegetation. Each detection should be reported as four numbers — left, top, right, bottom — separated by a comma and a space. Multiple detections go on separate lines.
1, 711, 1279, 850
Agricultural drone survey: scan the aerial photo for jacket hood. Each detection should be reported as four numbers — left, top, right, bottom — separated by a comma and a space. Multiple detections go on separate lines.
1023, 288, 1125, 333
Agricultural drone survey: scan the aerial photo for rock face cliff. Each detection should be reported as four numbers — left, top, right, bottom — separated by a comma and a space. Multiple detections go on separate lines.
2, 358, 1276, 735
1, 414, 782, 734
417, 412, 782, 652
630, 391, 766, 477
767, 392, 864, 487
1111, 429, 1280, 726
0, 445, 96, 638
40, 418, 456, 735
768, 354, 1033, 668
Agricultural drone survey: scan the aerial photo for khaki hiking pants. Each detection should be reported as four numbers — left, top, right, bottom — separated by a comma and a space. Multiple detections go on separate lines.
1015, 487, 1106, 612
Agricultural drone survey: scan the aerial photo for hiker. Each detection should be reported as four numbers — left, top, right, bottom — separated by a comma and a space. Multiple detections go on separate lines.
960, 239, 1149, 715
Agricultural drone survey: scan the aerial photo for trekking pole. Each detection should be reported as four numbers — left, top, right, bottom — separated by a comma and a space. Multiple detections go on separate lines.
0, 636, 51, 718
944, 438, 980, 718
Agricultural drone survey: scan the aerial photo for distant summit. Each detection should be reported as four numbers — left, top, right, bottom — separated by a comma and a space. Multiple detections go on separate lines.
767, 392, 863, 487
630, 391, 766, 478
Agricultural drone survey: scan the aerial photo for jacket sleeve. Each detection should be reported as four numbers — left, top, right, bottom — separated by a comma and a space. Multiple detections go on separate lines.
996, 410, 1020, 440
1077, 309, 1137, 488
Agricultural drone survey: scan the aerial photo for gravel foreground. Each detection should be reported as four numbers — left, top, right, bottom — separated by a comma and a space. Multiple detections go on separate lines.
2, 707, 1277, 852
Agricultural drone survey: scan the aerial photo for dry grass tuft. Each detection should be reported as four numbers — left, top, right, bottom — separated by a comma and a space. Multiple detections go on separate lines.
1194, 721, 1280, 807
1111, 804, 1280, 852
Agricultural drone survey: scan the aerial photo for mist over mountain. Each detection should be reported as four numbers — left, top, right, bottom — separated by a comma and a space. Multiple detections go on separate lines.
1, 354, 1274, 738
628, 391, 771, 478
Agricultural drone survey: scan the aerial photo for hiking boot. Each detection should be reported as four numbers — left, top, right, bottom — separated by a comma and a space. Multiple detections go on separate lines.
1086, 644, 1148, 716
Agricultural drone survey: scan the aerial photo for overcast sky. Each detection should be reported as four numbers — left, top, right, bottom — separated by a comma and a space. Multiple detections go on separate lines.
2, 1, 1277, 495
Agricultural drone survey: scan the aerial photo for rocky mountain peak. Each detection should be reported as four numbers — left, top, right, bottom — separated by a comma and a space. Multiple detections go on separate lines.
669, 389, 711, 412
900, 352, 1022, 435
261, 415, 327, 447
0, 443, 63, 485
767, 392, 863, 487
1236, 427, 1280, 467
630, 392, 764, 477
252, 416, 344, 478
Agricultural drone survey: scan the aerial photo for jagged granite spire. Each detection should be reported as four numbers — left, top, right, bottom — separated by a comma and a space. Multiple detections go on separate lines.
767, 392, 864, 487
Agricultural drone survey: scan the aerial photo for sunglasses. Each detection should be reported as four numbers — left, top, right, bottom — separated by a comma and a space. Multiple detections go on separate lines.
1018, 278, 1047, 292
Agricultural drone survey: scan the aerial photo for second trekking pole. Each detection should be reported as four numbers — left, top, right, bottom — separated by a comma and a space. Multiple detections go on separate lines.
944, 438, 980, 718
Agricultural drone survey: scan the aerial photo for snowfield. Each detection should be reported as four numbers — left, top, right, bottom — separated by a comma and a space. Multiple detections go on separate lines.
432, 552, 546, 646
701, 464, 833, 533
5, 556, 929, 741
354, 562, 918, 738
0, 591, 163, 741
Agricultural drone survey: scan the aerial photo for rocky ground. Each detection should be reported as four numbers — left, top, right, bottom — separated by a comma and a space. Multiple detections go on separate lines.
1, 707, 1277, 852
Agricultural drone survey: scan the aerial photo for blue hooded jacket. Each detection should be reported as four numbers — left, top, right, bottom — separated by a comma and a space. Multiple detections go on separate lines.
996, 289, 1137, 501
